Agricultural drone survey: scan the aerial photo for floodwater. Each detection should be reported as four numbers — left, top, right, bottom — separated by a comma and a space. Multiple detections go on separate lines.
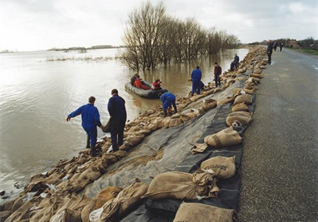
0, 48, 248, 199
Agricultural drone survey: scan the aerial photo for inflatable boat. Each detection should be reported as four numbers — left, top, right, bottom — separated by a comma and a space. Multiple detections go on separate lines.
125, 80, 168, 99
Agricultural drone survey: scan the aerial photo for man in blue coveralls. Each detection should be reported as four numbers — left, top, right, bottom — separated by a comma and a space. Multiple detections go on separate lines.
191, 66, 202, 96
108, 89, 127, 152
66, 96, 102, 156
159, 92, 177, 117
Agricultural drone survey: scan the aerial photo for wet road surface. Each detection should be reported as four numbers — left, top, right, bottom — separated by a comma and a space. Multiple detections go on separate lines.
239, 49, 318, 221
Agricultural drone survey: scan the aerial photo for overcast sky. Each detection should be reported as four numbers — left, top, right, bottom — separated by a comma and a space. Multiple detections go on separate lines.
0, 0, 317, 51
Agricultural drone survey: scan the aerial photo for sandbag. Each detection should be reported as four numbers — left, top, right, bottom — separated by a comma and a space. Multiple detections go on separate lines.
171, 113, 181, 119
50, 209, 81, 222
253, 68, 262, 74
96, 181, 148, 222
0, 210, 11, 221
191, 143, 208, 154
203, 99, 217, 111
232, 103, 249, 112
242, 88, 254, 95
162, 117, 172, 128
226, 111, 253, 127
201, 156, 236, 179
213, 88, 222, 93
95, 186, 123, 209
126, 135, 144, 147
250, 73, 263, 79
173, 202, 236, 222
169, 118, 183, 128
142, 170, 216, 200
233, 94, 253, 105
185, 110, 198, 119
217, 97, 234, 106
204, 127, 242, 148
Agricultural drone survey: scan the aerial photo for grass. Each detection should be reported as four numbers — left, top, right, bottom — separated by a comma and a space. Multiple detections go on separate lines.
289, 47, 318, 56
301, 49, 318, 56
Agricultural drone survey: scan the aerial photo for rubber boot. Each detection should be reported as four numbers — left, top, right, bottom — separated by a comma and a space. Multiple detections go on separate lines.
86, 136, 91, 148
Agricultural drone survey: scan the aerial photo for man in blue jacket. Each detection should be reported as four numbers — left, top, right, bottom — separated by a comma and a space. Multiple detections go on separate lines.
160, 92, 177, 117
191, 66, 202, 96
108, 89, 127, 152
67, 96, 102, 156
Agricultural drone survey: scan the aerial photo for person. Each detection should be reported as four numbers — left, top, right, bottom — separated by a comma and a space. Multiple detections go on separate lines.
134, 75, 150, 90
230, 61, 235, 71
191, 66, 202, 96
159, 92, 177, 117
108, 89, 127, 152
130, 74, 138, 86
273, 41, 277, 51
200, 81, 205, 91
66, 96, 102, 156
280, 41, 284, 52
214, 62, 222, 87
267, 40, 273, 64
234, 54, 239, 69
152, 79, 162, 90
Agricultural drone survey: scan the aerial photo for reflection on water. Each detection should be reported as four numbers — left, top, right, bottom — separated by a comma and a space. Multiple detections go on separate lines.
0, 48, 248, 198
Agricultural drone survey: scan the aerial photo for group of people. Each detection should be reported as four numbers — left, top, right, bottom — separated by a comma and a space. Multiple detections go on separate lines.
190, 62, 223, 95
67, 60, 234, 156
267, 40, 284, 64
130, 74, 162, 91
67, 89, 126, 156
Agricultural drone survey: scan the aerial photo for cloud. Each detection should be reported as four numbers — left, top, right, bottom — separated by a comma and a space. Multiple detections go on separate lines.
0, 0, 318, 51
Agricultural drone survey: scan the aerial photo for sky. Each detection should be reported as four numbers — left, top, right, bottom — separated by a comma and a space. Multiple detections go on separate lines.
0, 0, 317, 51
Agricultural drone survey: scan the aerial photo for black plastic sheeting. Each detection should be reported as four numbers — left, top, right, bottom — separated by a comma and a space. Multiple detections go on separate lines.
121, 94, 256, 222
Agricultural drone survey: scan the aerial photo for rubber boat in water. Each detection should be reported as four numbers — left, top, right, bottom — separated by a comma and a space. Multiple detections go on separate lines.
125, 80, 168, 99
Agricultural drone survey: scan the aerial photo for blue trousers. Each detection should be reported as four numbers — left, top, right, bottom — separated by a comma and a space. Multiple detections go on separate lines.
192, 81, 200, 95
163, 98, 177, 112
111, 127, 124, 152
84, 127, 97, 153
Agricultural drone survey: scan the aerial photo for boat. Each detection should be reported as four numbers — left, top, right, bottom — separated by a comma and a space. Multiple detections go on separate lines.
125, 80, 168, 99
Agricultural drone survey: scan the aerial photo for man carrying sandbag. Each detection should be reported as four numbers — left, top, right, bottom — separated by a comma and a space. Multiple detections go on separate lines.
108, 89, 127, 152
159, 92, 177, 117
66, 96, 102, 156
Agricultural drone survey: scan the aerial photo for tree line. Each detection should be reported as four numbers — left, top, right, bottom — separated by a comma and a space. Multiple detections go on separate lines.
120, 2, 240, 71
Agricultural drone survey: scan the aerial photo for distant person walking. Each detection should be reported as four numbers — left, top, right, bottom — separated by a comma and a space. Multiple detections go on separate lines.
159, 92, 177, 117
191, 66, 202, 96
108, 89, 127, 152
66, 96, 102, 156
280, 41, 284, 52
234, 54, 240, 69
214, 62, 222, 87
267, 40, 273, 64
273, 41, 278, 51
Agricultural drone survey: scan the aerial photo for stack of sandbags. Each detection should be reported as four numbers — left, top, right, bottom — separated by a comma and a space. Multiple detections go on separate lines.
142, 170, 218, 200
226, 111, 253, 127
204, 127, 242, 148
203, 99, 217, 111
89, 181, 148, 222
173, 202, 237, 222
201, 156, 236, 179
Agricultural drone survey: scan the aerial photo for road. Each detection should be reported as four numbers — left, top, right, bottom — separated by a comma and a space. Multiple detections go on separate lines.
238, 48, 318, 221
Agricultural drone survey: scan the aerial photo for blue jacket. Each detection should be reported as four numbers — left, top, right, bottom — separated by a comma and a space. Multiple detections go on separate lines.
68, 104, 101, 130
161, 92, 176, 103
234, 55, 239, 64
108, 94, 127, 129
191, 69, 202, 82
